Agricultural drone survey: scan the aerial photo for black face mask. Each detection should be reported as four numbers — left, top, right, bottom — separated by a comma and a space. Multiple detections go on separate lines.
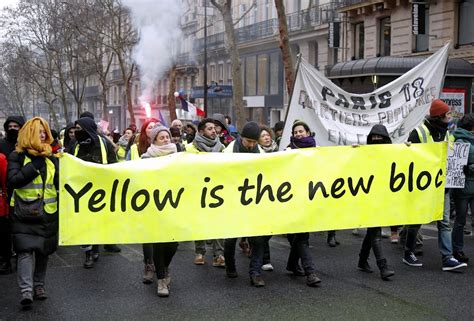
74, 129, 90, 143
6, 129, 19, 142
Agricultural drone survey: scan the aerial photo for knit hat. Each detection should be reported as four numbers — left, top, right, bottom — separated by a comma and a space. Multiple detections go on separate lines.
241, 121, 261, 140
150, 125, 171, 143
292, 120, 310, 134
80, 111, 95, 120
429, 99, 450, 117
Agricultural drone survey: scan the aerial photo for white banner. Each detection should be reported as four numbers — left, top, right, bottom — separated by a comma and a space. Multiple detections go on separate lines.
280, 44, 450, 149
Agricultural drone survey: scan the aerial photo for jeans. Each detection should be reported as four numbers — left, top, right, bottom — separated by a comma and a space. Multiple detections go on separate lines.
143, 243, 153, 263
452, 196, 474, 252
224, 238, 238, 270
287, 233, 315, 274
359, 227, 384, 262
263, 237, 271, 265
17, 251, 49, 293
194, 239, 224, 257
438, 192, 453, 261
248, 236, 271, 277
404, 224, 421, 254
153, 242, 178, 279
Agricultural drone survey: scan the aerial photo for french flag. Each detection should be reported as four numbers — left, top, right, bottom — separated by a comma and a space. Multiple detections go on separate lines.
174, 91, 205, 117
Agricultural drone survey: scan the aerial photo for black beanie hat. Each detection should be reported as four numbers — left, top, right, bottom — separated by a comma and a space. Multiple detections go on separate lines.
241, 121, 261, 140
80, 111, 95, 120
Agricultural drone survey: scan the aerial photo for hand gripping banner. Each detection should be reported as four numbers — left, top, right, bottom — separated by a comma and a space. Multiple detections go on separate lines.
59, 143, 447, 245
279, 43, 450, 149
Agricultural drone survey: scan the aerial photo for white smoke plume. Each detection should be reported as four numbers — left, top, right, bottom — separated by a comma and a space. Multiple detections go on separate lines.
122, 0, 182, 117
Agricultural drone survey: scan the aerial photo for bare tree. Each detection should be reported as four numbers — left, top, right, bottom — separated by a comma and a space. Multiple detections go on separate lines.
210, 0, 245, 130
274, 0, 295, 97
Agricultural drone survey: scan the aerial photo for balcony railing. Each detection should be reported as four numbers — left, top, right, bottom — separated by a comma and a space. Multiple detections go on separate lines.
194, 1, 347, 52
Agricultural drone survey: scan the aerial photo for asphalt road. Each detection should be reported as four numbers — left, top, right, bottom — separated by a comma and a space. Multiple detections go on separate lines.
1, 224, 473, 321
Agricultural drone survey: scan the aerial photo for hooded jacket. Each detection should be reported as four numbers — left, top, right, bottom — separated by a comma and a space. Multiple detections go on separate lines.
0, 116, 25, 156
367, 124, 392, 144
71, 117, 117, 164
62, 123, 76, 153
453, 128, 474, 197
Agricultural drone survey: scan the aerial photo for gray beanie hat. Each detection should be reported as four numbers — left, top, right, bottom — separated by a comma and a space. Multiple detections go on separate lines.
150, 125, 171, 143
241, 121, 261, 140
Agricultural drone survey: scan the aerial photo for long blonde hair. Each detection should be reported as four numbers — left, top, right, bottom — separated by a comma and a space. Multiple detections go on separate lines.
16, 117, 53, 157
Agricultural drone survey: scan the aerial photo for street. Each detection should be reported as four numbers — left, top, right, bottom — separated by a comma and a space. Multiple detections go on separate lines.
1, 224, 473, 321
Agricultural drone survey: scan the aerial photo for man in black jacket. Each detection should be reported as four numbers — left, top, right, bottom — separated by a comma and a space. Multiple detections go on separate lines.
72, 117, 120, 268
0, 116, 25, 274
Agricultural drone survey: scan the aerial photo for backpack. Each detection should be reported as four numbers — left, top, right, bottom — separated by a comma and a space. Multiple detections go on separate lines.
0, 153, 9, 216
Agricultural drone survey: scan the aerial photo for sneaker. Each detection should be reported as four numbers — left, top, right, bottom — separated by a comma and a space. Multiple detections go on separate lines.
442, 257, 467, 271
83, 251, 94, 269
143, 263, 155, 284
20, 291, 33, 306
403, 252, 422, 267
250, 275, 265, 287
390, 232, 399, 244
33, 286, 48, 300
261, 263, 274, 271
157, 279, 169, 297
306, 273, 321, 286
212, 255, 225, 268
453, 251, 469, 263
357, 260, 373, 273
103, 245, 121, 253
194, 254, 205, 265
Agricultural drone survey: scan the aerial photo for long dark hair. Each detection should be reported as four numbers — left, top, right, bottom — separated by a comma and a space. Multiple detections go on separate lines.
138, 118, 159, 156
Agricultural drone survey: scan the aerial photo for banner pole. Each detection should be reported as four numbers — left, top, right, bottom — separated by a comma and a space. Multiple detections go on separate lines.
282, 53, 303, 129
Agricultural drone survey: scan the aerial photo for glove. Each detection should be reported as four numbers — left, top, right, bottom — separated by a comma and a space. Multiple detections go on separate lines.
463, 165, 469, 176
31, 157, 45, 170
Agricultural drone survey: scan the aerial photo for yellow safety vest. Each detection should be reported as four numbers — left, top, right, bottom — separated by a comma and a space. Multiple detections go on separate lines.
74, 137, 108, 164
10, 156, 57, 214
415, 124, 454, 143
130, 144, 140, 160
117, 146, 126, 162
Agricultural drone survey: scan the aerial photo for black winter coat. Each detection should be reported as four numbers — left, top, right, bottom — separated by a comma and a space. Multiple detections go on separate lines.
7, 151, 59, 255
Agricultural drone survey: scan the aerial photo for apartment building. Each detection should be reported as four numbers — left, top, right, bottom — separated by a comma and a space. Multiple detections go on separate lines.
328, 0, 474, 115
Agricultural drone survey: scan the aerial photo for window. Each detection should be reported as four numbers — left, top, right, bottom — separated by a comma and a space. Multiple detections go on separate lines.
379, 17, 391, 56
459, 0, 474, 45
245, 56, 257, 95
227, 62, 232, 84
218, 64, 224, 84
269, 52, 279, 95
210, 65, 216, 82
415, 6, 429, 52
354, 23, 364, 59
257, 54, 268, 95
191, 76, 195, 88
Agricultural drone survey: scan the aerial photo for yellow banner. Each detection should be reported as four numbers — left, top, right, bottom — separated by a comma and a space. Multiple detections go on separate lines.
59, 143, 447, 245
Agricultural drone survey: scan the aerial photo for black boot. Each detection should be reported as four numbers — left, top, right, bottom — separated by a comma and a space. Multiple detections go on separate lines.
357, 258, 373, 273
83, 250, 94, 269
377, 258, 394, 280
327, 231, 339, 247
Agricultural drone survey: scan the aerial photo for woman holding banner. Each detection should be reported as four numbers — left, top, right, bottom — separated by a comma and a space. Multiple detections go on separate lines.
356, 124, 395, 280
7, 117, 59, 308
286, 120, 321, 287
141, 125, 179, 297
127, 118, 159, 285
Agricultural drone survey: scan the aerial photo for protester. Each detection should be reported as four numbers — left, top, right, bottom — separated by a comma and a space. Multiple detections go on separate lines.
186, 118, 225, 267
117, 128, 134, 162
286, 120, 321, 286
170, 127, 186, 152
212, 113, 234, 146
141, 125, 179, 297
356, 124, 395, 280
451, 114, 474, 265
62, 123, 76, 153
126, 118, 159, 284
273, 121, 284, 147
223, 121, 269, 287
72, 116, 120, 268
185, 123, 197, 144
7, 117, 59, 308
405, 99, 466, 271
225, 115, 238, 136
257, 125, 277, 272
0, 115, 25, 275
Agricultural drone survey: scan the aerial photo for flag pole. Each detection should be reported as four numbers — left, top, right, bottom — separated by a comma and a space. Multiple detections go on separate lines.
282, 53, 303, 129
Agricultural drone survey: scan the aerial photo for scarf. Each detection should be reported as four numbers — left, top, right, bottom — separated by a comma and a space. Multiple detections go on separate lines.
259, 140, 278, 153
289, 136, 316, 149
141, 143, 177, 158
193, 133, 224, 152
233, 137, 260, 153
117, 135, 129, 149
16, 117, 53, 157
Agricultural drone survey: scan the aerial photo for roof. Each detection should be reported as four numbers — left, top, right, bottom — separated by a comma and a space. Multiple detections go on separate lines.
327, 57, 474, 79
